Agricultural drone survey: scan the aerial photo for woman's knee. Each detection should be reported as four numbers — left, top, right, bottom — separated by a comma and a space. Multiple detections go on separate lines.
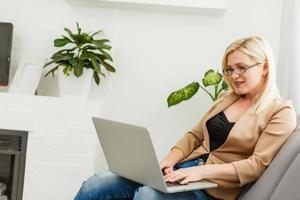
133, 186, 161, 200
74, 171, 117, 200
74, 176, 96, 199
75, 171, 141, 200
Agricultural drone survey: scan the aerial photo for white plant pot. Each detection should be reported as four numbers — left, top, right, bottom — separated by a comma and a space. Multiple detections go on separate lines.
58, 67, 94, 98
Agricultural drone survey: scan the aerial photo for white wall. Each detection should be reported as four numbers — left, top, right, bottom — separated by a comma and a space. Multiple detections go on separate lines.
0, 0, 283, 161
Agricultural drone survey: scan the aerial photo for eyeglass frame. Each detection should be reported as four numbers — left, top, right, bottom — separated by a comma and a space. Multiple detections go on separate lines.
223, 63, 261, 76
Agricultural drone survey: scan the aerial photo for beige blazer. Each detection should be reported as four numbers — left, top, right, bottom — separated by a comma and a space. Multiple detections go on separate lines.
173, 92, 297, 200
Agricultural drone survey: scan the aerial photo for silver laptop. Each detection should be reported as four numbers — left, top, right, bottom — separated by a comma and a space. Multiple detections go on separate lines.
92, 117, 217, 193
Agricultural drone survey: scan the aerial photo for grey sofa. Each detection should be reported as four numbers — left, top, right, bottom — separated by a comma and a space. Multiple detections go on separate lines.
238, 114, 300, 200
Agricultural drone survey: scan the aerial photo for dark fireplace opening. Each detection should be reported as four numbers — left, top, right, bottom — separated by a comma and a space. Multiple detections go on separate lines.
0, 129, 28, 200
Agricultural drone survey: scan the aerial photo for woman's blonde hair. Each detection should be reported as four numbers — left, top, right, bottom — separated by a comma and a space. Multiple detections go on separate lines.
221, 36, 280, 113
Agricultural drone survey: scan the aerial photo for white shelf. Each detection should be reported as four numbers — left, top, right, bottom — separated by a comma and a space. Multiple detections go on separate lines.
69, 0, 227, 13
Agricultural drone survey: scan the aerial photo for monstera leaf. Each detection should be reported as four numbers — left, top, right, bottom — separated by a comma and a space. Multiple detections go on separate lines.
167, 82, 200, 107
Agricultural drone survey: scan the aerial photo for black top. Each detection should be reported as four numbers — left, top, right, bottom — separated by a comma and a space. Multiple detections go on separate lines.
199, 111, 235, 162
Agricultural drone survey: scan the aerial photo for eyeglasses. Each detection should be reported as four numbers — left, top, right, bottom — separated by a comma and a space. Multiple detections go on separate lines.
223, 63, 261, 76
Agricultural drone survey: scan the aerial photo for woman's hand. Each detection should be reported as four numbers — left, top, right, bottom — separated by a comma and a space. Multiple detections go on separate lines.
164, 166, 204, 185
160, 159, 174, 175
160, 148, 184, 175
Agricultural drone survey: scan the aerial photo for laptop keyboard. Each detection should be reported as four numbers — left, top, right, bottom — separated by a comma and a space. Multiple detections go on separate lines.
166, 182, 187, 187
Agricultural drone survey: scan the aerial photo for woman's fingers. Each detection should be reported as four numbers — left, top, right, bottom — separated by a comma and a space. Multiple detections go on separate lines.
165, 174, 183, 182
164, 169, 186, 182
164, 169, 169, 174
160, 160, 174, 175
180, 177, 191, 185
163, 166, 173, 174
164, 169, 179, 179
164, 167, 203, 184
164, 172, 174, 181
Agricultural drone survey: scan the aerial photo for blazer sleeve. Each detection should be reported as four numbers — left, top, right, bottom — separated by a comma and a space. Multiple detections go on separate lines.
231, 101, 297, 186
171, 116, 206, 159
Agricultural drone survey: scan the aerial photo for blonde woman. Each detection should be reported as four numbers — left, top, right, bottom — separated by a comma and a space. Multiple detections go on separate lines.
74, 36, 296, 200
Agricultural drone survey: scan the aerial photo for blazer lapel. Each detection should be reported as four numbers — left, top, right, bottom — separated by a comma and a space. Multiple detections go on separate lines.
202, 92, 240, 151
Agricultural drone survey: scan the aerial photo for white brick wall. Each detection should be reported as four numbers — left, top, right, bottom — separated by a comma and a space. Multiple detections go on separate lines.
0, 93, 108, 200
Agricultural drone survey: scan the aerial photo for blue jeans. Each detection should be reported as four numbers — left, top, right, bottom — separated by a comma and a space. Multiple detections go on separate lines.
74, 157, 214, 200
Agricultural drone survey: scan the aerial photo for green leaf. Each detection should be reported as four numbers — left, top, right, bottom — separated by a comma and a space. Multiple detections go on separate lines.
90, 30, 102, 38
96, 56, 115, 72
92, 41, 112, 50
51, 52, 74, 60
43, 54, 74, 68
68, 57, 77, 67
54, 36, 72, 47
93, 39, 109, 44
99, 49, 113, 61
74, 58, 83, 77
202, 69, 222, 87
51, 47, 76, 59
76, 22, 81, 35
82, 51, 101, 63
44, 65, 59, 77
73, 33, 92, 46
221, 80, 229, 90
81, 45, 97, 53
167, 82, 200, 107
91, 58, 100, 73
93, 72, 100, 85
64, 28, 76, 41
102, 61, 116, 72
56, 60, 70, 66
63, 65, 72, 76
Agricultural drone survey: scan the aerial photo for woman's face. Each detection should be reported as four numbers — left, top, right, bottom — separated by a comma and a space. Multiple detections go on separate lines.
226, 50, 268, 97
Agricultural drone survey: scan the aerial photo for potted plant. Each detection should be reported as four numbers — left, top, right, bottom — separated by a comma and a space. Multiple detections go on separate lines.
43, 23, 115, 97
167, 69, 228, 107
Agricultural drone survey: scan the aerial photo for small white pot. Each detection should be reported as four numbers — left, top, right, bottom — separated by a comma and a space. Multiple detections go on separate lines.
58, 67, 94, 98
